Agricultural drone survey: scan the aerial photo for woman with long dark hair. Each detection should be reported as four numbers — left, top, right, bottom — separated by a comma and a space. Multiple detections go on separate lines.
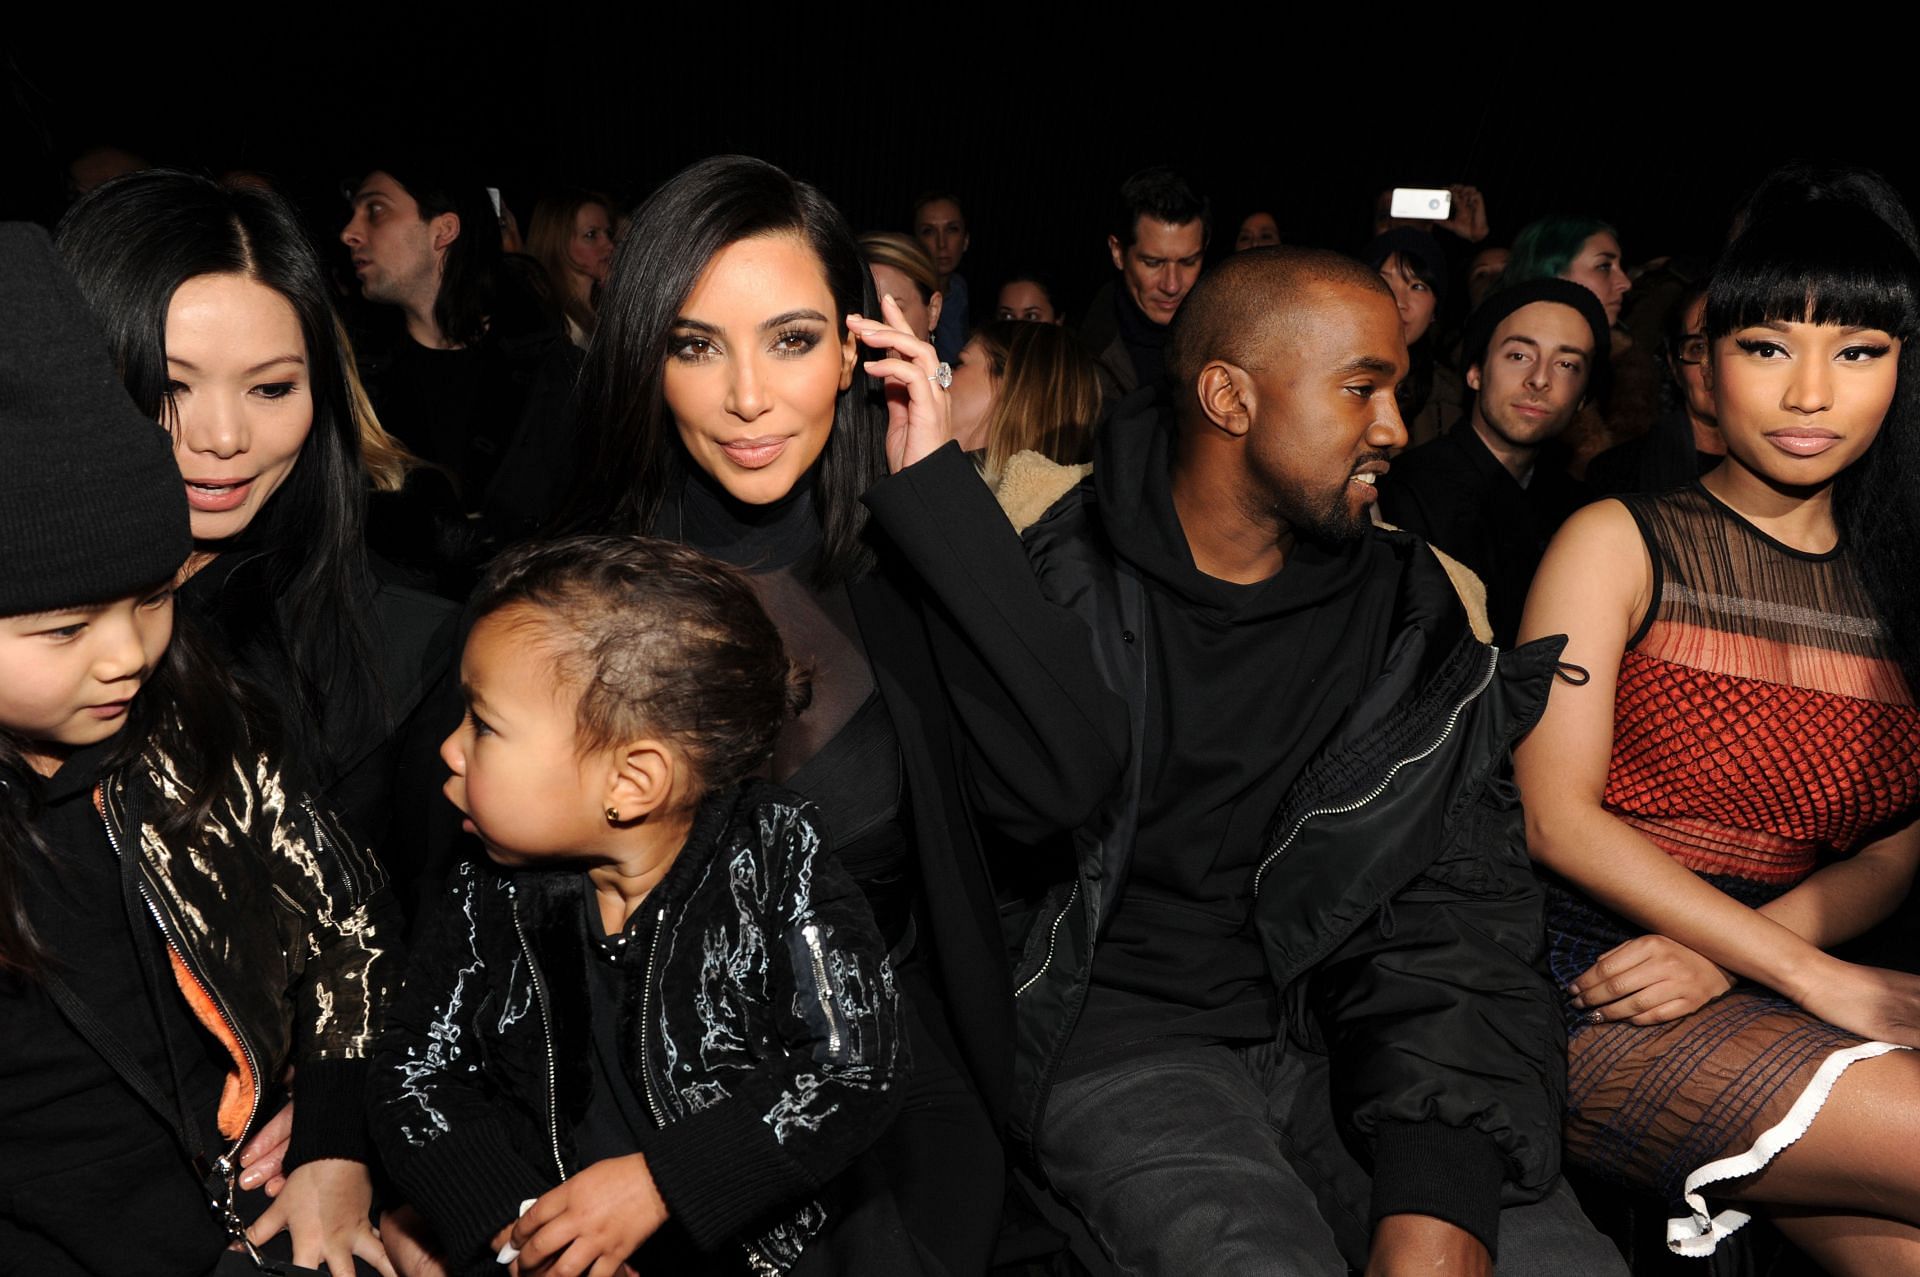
1363, 228, 1465, 448
1516, 178, 1920, 1271
558, 154, 1006, 1272
0, 222, 398, 1277
55, 171, 460, 913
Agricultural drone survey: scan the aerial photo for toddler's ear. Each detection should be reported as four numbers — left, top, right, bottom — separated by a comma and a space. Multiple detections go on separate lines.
606, 738, 682, 820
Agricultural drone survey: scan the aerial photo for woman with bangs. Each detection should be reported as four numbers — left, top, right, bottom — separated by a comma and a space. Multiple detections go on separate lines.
1515, 173, 1920, 1271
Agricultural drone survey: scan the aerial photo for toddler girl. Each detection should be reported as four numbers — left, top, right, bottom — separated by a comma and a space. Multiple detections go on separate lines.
371, 535, 906, 1275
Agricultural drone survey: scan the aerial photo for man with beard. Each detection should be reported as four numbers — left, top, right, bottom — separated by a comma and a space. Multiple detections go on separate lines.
864, 248, 1619, 1275
1379, 280, 1608, 646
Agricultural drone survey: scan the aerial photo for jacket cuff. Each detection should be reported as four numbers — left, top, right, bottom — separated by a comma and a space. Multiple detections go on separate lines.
644, 1100, 815, 1251
285, 1058, 370, 1170
862, 441, 980, 521
1368, 1121, 1507, 1259
387, 1122, 556, 1270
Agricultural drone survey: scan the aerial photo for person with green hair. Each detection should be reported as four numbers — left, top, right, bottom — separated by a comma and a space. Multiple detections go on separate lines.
1500, 214, 1658, 473
1501, 214, 1633, 325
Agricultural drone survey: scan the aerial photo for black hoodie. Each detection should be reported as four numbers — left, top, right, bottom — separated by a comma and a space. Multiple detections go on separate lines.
1059, 394, 1402, 1075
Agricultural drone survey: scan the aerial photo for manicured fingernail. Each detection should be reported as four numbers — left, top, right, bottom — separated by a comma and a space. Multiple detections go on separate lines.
1569, 995, 1585, 1009
240, 1168, 262, 1187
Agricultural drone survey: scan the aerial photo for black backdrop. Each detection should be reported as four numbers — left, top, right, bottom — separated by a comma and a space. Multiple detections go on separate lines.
8, 31, 1917, 320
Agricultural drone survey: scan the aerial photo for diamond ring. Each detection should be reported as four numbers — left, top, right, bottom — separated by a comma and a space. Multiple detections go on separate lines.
929, 362, 952, 389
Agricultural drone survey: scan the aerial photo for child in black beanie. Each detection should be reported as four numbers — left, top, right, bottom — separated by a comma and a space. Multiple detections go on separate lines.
0, 223, 401, 1276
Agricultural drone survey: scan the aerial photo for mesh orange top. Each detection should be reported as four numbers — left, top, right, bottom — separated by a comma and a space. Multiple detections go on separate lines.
1603, 485, 1920, 884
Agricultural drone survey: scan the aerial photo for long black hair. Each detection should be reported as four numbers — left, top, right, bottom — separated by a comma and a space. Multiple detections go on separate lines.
0, 605, 261, 979
557, 155, 885, 585
1705, 187, 1920, 694
54, 170, 381, 742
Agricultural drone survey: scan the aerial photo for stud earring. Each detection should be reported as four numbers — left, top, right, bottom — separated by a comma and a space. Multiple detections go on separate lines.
605, 807, 620, 824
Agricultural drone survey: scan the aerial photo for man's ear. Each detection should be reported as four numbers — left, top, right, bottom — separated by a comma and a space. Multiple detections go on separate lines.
604, 738, 679, 823
430, 211, 461, 253
1197, 361, 1252, 438
1465, 363, 1483, 394
1107, 235, 1125, 274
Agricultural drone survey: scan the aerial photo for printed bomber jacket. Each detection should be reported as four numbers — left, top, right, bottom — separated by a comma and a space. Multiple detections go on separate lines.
102, 746, 400, 1171
370, 780, 908, 1275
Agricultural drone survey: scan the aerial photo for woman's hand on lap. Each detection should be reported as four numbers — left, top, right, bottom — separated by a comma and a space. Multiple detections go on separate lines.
245, 1157, 395, 1277
1795, 959, 1920, 1048
1569, 934, 1733, 1025
849, 292, 954, 474
237, 1099, 293, 1196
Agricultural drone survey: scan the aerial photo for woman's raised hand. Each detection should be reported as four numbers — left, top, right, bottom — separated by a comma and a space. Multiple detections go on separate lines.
848, 292, 954, 474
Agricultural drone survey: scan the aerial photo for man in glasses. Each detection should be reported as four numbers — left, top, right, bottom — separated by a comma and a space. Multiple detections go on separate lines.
1588, 281, 1726, 497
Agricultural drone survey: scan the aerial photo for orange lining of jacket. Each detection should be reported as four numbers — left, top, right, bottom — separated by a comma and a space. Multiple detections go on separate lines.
95, 787, 257, 1140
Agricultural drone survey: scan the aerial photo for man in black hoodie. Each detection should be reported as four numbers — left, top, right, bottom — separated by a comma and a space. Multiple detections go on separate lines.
863, 248, 1620, 1275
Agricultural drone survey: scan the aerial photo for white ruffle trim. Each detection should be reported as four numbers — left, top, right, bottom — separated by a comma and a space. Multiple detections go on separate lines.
1666, 1039, 1909, 1256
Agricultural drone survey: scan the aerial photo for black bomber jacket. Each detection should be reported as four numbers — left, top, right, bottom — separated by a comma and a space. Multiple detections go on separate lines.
103, 745, 402, 1176
863, 431, 1569, 1256
369, 780, 908, 1275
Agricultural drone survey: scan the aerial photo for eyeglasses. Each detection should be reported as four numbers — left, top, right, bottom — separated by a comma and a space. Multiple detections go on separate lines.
1672, 335, 1708, 366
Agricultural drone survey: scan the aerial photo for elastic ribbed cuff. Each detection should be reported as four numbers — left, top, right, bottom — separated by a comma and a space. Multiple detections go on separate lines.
1368, 1121, 1507, 1258
386, 1121, 556, 1270
285, 1058, 370, 1170
643, 1101, 814, 1251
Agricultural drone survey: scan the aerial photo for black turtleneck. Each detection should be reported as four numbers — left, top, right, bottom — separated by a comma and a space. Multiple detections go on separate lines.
672, 466, 913, 939
1112, 285, 1172, 393
1059, 402, 1401, 1076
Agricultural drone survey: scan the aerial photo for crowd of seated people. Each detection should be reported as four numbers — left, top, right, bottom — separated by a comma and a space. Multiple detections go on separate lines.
5, 140, 1920, 1277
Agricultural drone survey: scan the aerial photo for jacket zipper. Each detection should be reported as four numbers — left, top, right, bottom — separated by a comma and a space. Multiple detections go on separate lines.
799, 924, 843, 1055
1252, 646, 1500, 898
510, 896, 568, 1182
1015, 883, 1078, 998
637, 907, 669, 1127
97, 790, 262, 1180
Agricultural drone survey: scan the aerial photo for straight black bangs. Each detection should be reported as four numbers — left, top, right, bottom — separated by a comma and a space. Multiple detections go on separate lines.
1707, 200, 1920, 342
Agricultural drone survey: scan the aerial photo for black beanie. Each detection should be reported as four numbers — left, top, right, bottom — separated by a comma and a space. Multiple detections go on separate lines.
0, 223, 190, 617
1463, 277, 1612, 402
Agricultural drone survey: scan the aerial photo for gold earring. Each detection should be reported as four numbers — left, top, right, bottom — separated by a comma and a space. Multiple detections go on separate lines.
605, 807, 620, 824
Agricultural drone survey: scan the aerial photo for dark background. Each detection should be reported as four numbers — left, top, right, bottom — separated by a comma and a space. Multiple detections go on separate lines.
8, 33, 1916, 318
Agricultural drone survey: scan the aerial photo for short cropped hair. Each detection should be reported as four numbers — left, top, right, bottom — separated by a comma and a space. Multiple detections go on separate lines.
1112, 166, 1210, 249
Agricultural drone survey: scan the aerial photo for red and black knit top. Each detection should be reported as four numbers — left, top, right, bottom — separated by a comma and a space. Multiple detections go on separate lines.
1604, 484, 1920, 889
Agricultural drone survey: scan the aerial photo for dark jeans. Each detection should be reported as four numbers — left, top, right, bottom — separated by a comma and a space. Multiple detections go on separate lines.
1036, 1040, 1626, 1277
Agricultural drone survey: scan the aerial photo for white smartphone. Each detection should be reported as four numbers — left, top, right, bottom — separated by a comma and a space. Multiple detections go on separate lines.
1389, 187, 1452, 220
486, 186, 503, 217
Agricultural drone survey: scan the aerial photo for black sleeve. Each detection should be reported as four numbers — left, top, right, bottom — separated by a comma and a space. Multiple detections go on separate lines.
368, 864, 556, 1269
1311, 780, 1564, 1258
863, 443, 1130, 841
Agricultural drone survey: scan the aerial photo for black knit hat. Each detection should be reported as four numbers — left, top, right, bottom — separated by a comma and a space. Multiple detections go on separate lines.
0, 223, 190, 617
1463, 277, 1613, 402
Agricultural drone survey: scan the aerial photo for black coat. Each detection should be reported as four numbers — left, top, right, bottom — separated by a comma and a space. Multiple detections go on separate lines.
370, 782, 907, 1275
864, 416, 1569, 1251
